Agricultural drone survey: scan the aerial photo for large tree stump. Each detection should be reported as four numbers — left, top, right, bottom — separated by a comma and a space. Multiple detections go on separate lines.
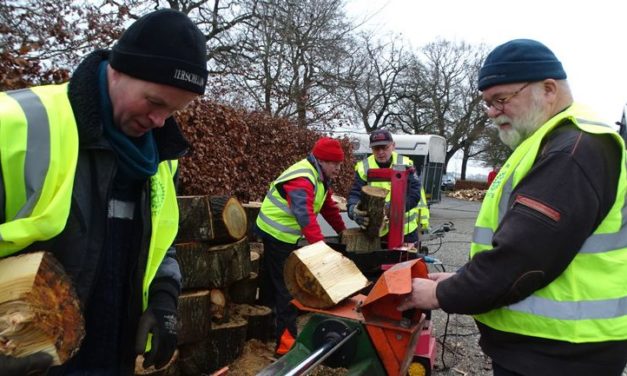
177, 195, 247, 245
228, 272, 258, 305
341, 228, 382, 253
178, 316, 248, 375
242, 201, 262, 241
232, 304, 274, 342
177, 291, 210, 345
210, 289, 228, 323
135, 350, 179, 375
359, 186, 389, 238
177, 196, 214, 242
0, 252, 84, 365
176, 237, 251, 289
209, 195, 248, 244
284, 241, 369, 308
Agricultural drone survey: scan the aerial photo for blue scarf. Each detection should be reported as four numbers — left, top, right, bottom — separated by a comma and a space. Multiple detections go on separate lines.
98, 61, 158, 181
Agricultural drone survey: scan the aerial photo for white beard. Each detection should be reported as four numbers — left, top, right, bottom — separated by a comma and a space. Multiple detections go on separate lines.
495, 94, 547, 150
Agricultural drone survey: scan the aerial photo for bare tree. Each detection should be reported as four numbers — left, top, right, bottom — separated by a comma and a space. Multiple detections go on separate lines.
394, 39, 489, 174
220, 0, 354, 127
343, 32, 410, 132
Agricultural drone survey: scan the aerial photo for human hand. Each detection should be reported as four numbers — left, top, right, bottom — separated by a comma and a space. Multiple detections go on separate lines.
397, 277, 440, 311
135, 306, 178, 369
0, 352, 53, 376
352, 207, 369, 229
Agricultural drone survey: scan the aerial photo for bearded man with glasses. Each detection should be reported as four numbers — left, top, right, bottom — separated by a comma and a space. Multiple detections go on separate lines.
398, 39, 627, 376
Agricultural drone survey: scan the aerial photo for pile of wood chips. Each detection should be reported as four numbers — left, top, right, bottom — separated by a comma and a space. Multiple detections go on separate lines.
447, 188, 486, 201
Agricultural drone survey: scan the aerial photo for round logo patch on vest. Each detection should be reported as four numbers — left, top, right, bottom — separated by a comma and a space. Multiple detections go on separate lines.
150, 176, 166, 214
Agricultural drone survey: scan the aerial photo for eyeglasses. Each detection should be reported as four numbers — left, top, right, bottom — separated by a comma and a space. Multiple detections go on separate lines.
481, 82, 531, 112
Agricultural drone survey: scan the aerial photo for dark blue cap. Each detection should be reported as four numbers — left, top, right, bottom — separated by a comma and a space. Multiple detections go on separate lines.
478, 39, 566, 91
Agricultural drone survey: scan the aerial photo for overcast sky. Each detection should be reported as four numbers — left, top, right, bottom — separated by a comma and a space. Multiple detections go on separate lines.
346, 0, 627, 126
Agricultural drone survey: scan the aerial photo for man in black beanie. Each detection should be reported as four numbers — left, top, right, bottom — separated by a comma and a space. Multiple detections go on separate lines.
0, 9, 207, 375
398, 39, 627, 376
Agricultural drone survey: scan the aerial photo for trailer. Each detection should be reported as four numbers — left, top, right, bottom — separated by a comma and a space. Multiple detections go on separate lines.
349, 133, 447, 205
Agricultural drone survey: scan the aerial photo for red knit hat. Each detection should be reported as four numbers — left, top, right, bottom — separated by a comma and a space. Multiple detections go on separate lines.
312, 137, 344, 162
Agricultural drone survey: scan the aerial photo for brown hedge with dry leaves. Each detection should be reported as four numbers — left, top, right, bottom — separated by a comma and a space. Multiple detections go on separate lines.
175, 99, 356, 202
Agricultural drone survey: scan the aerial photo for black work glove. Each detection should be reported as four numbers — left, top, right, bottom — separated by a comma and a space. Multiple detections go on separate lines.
349, 204, 369, 229
135, 292, 178, 369
0, 352, 53, 376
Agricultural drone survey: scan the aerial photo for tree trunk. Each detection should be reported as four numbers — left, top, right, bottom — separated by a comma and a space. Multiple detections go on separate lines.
0, 252, 84, 365
341, 228, 382, 253
177, 291, 210, 345
210, 289, 227, 324
177, 195, 248, 245
176, 237, 251, 289
284, 241, 369, 308
177, 195, 214, 242
250, 250, 260, 275
228, 272, 258, 305
178, 317, 248, 375
242, 201, 262, 241
232, 304, 274, 342
209, 195, 248, 244
359, 186, 389, 239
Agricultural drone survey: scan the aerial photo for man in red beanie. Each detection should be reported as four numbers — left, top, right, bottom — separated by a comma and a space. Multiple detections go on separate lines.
256, 137, 347, 356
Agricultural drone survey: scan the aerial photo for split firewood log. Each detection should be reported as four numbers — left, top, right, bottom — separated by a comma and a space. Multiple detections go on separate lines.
178, 316, 248, 375
0, 251, 84, 365
177, 195, 247, 245
232, 304, 273, 342
210, 289, 227, 323
176, 237, 251, 289
228, 272, 258, 305
359, 186, 389, 239
177, 291, 210, 345
340, 227, 382, 253
284, 241, 369, 308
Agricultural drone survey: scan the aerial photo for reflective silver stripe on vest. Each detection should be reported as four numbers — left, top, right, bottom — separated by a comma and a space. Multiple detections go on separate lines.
257, 211, 301, 235
265, 187, 293, 215
474, 141, 627, 255
108, 199, 135, 220
507, 294, 627, 320
6, 89, 51, 220
576, 118, 610, 128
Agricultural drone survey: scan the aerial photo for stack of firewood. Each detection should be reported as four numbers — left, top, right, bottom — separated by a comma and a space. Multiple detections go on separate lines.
135, 195, 272, 375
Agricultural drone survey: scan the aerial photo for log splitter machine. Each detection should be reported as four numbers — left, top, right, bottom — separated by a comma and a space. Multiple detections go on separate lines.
258, 164, 437, 376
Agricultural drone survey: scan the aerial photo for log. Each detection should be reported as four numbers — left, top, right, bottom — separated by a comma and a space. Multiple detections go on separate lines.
210, 289, 227, 323
242, 201, 262, 241
359, 186, 389, 238
178, 316, 248, 375
228, 272, 258, 305
249, 251, 260, 275
0, 251, 84, 365
341, 227, 382, 253
135, 350, 179, 375
177, 291, 210, 345
284, 241, 369, 308
209, 195, 248, 244
176, 237, 251, 289
232, 304, 274, 342
177, 195, 214, 242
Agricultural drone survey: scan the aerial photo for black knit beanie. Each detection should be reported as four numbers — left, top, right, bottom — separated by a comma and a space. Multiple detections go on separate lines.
109, 9, 208, 95
478, 39, 566, 91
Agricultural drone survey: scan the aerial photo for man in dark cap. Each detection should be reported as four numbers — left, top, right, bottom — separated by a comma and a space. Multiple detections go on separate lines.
256, 137, 347, 356
398, 39, 627, 375
0, 9, 207, 375
347, 129, 424, 246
